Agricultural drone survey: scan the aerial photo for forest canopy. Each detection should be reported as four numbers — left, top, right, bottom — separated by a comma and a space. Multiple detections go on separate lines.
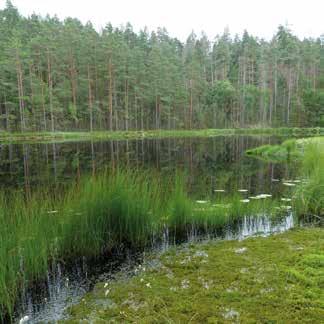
0, 0, 323, 132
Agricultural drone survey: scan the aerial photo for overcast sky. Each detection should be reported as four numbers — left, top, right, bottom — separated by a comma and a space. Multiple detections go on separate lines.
1, 0, 323, 41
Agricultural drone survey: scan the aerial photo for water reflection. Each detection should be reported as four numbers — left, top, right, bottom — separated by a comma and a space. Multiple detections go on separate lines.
0, 136, 296, 197
17, 211, 296, 323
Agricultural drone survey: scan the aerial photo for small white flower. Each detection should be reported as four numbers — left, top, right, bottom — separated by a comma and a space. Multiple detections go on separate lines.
140, 278, 144, 282
104, 282, 109, 288
234, 247, 247, 254
146, 282, 151, 288
105, 289, 110, 296
214, 189, 225, 192
181, 279, 190, 289
194, 251, 208, 258
238, 189, 248, 193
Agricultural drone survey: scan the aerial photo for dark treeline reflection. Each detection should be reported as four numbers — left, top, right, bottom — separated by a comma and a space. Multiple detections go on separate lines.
0, 136, 296, 197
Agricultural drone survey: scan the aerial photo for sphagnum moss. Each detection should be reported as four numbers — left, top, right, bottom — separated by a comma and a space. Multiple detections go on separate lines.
65, 228, 324, 323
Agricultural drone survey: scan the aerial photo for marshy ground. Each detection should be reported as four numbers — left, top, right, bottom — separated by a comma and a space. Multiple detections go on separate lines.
65, 227, 324, 323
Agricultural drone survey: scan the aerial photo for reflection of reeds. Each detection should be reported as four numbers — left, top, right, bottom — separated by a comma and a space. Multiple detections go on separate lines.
0, 169, 287, 319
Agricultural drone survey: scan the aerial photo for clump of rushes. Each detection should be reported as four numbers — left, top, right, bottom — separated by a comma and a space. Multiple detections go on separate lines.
0, 169, 285, 319
294, 141, 324, 219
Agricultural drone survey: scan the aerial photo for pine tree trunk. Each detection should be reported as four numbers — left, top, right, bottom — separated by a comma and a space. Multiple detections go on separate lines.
88, 65, 94, 132
125, 78, 129, 131
16, 49, 25, 131
108, 56, 113, 130
47, 48, 55, 132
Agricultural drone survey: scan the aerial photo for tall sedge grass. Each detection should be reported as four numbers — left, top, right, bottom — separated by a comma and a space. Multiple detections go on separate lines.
0, 169, 282, 319
294, 141, 324, 217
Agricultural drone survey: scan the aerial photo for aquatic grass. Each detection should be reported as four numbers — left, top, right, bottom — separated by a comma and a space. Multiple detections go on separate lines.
294, 141, 324, 218
0, 169, 294, 319
245, 136, 324, 220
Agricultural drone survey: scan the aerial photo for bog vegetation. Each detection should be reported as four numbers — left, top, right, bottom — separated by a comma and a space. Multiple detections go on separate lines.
0, 1, 323, 133
0, 169, 282, 318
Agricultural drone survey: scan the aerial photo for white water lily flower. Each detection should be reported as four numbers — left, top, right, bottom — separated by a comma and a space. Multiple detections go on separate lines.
281, 205, 292, 210
196, 200, 208, 204
256, 194, 272, 199
19, 316, 30, 324
283, 182, 296, 187
281, 198, 292, 202
240, 199, 250, 203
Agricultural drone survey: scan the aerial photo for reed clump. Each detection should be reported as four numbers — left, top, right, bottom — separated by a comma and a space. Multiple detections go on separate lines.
294, 141, 324, 218
0, 169, 283, 319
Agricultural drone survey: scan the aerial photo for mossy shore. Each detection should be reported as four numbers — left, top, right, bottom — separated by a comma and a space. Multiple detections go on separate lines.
246, 136, 324, 162
0, 127, 323, 143
65, 228, 324, 323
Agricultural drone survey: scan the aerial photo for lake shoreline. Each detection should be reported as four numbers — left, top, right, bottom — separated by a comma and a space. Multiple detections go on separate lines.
0, 127, 323, 143
65, 227, 324, 323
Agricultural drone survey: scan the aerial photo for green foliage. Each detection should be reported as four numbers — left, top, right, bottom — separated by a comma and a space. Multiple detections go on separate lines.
0, 3, 322, 132
302, 89, 324, 127
295, 140, 324, 217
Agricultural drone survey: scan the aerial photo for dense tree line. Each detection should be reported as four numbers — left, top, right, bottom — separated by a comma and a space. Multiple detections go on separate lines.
0, 1, 323, 132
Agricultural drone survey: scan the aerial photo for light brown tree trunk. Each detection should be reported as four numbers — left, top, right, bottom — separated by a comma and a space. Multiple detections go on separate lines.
287, 67, 292, 124
189, 79, 193, 129
125, 78, 129, 131
87, 65, 94, 132
69, 51, 78, 128
108, 56, 113, 130
16, 49, 25, 131
41, 80, 47, 131
47, 48, 55, 132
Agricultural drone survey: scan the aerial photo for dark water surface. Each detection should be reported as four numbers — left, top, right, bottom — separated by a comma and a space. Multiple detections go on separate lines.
2, 135, 300, 322
0, 135, 296, 196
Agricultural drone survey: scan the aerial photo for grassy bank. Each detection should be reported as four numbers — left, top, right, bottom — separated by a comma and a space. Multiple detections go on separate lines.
0, 127, 323, 143
246, 136, 324, 161
246, 137, 324, 218
0, 170, 283, 320
65, 227, 324, 323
